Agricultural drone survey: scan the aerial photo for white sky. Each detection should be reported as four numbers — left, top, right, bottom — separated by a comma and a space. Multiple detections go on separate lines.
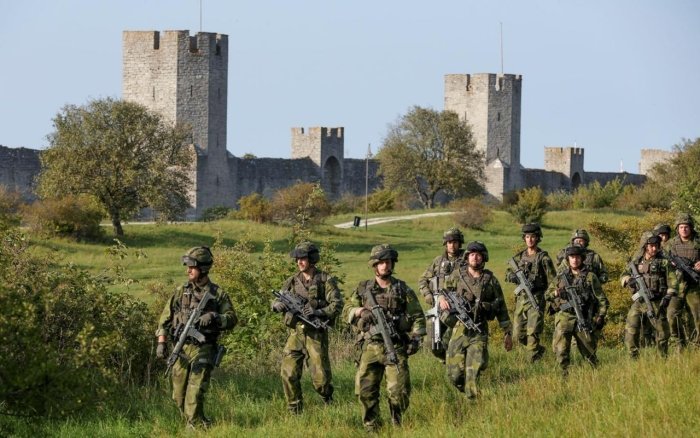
0, 0, 698, 172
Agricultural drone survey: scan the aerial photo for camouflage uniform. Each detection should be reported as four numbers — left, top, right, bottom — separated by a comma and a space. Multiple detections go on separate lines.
156, 248, 237, 427
441, 242, 512, 399
666, 214, 700, 349
620, 233, 677, 358
418, 228, 465, 361
547, 247, 608, 375
556, 230, 609, 284
505, 223, 556, 362
272, 243, 343, 413
343, 244, 426, 431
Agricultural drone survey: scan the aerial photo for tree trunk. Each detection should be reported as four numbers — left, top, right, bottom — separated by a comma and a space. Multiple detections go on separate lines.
110, 212, 124, 236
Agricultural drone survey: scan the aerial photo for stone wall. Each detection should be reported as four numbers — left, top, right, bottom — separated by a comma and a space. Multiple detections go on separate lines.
639, 148, 675, 175
0, 145, 41, 199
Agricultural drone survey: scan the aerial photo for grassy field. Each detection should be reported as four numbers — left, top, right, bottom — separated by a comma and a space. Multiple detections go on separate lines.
7, 208, 700, 437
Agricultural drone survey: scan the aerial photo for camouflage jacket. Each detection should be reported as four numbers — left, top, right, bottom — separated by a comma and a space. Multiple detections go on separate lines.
556, 246, 609, 284
667, 235, 700, 293
546, 269, 608, 319
504, 247, 557, 294
418, 250, 465, 297
620, 254, 679, 299
279, 269, 344, 321
156, 279, 237, 344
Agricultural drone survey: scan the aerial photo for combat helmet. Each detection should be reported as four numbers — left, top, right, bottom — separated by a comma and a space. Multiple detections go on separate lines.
565, 245, 585, 257
465, 241, 489, 263
442, 227, 465, 245
638, 231, 661, 251
653, 223, 671, 237
674, 213, 695, 230
521, 223, 543, 240
182, 246, 214, 273
368, 244, 399, 267
571, 229, 590, 247
289, 241, 320, 264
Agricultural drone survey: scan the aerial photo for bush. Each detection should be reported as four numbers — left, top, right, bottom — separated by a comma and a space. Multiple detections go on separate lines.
200, 205, 234, 222
270, 182, 331, 226
0, 186, 23, 230
237, 193, 272, 223
614, 182, 672, 212
572, 178, 625, 209
451, 197, 493, 230
0, 227, 154, 416
509, 186, 548, 224
331, 193, 364, 215
545, 190, 573, 211
367, 188, 397, 213
21, 195, 105, 241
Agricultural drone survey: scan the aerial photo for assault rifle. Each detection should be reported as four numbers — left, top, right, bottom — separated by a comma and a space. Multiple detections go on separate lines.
627, 261, 657, 322
558, 274, 592, 337
663, 251, 700, 284
165, 292, 213, 376
439, 289, 482, 334
365, 291, 400, 372
425, 277, 443, 352
273, 290, 331, 331
508, 258, 542, 314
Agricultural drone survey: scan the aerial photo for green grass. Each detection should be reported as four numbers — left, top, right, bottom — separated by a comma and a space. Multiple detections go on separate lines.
6, 209, 699, 436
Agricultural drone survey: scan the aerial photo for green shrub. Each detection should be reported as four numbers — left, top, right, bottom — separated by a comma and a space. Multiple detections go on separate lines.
238, 193, 272, 223
545, 190, 573, 211
331, 193, 364, 215
271, 182, 331, 226
200, 205, 234, 222
614, 182, 672, 212
451, 197, 493, 230
21, 195, 105, 241
572, 178, 625, 209
0, 186, 22, 230
367, 188, 396, 213
509, 186, 548, 224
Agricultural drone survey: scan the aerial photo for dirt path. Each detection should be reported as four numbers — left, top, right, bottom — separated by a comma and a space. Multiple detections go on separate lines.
334, 211, 454, 229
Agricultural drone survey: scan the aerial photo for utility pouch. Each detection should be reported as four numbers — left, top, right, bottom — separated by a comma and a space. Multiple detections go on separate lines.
214, 345, 227, 367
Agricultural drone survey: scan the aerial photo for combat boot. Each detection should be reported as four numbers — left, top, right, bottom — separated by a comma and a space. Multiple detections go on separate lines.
322, 395, 333, 405
389, 404, 402, 426
288, 400, 303, 415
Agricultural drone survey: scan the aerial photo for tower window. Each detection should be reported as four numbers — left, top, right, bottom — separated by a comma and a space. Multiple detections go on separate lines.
152, 87, 155, 101
497, 113, 501, 121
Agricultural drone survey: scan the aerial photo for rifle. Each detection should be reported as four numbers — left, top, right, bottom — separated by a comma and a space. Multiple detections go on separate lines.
424, 277, 442, 352
365, 290, 400, 372
627, 261, 658, 322
273, 290, 331, 331
165, 291, 213, 376
662, 251, 700, 284
508, 258, 542, 314
558, 273, 592, 337
439, 289, 482, 334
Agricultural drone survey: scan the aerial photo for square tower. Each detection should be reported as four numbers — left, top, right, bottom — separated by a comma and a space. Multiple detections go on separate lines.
291, 127, 344, 199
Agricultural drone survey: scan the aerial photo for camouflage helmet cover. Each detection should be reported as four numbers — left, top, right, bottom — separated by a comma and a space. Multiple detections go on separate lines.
289, 241, 320, 264
368, 244, 399, 267
565, 245, 585, 257
571, 229, 590, 246
521, 222, 543, 239
465, 241, 489, 262
653, 223, 672, 236
674, 213, 695, 230
182, 246, 214, 271
638, 231, 661, 250
442, 227, 465, 245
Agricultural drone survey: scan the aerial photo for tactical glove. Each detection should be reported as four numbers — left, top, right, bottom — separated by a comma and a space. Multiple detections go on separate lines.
156, 342, 167, 359
303, 303, 323, 317
424, 293, 434, 307
199, 312, 219, 327
271, 300, 287, 313
359, 309, 374, 323
627, 280, 638, 292
406, 336, 422, 355
507, 272, 518, 283
595, 315, 606, 330
661, 294, 673, 308
557, 288, 568, 300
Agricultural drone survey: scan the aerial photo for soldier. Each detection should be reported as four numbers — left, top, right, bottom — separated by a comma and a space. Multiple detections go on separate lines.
620, 232, 676, 358
666, 213, 700, 349
505, 223, 557, 362
439, 241, 513, 399
343, 244, 426, 431
653, 223, 672, 246
156, 246, 237, 428
271, 241, 343, 414
547, 245, 608, 376
556, 229, 609, 284
418, 227, 464, 361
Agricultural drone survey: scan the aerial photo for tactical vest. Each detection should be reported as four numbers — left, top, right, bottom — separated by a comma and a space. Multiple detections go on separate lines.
554, 271, 596, 315
287, 271, 330, 309
455, 269, 498, 322
634, 256, 668, 299
436, 250, 464, 277
517, 250, 549, 291
359, 279, 412, 334
172, 283, 221, 343
670, 237, 700, 262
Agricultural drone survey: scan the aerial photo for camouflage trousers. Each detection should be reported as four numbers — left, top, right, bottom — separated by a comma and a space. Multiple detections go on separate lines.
624, 300, 669, 358
668, 290, 700, 350
280, 327, 333, 412
355, 340, 411, 428
512, 293, 545, 361
446, 327, 489, 399
171, 343, 215, 426
552, 312, 597, 374
425, 318, 452, 362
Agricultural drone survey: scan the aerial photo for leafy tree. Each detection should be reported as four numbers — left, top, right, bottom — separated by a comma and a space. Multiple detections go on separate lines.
648, 137, 700, 216
37, 98, 192, 236
509, 186, 548, 224
377, 106, 484, 208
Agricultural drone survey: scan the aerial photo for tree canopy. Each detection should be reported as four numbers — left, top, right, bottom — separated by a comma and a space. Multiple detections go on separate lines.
647, 137, 700, 216
37, 98, 193, 235
376, 106, 484, 208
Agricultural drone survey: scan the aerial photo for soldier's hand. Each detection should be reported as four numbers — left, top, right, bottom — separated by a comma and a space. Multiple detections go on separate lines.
359, 309, 374, 323
156, 342, 167, 359
271, 300, 287, 313
302, 303, 315, 317
406, 336, 422, 355
627, 280, 638, 291
424, 293, 434, 307
504, 332, 513, 352
199, 312, 219, 327
507, 272, 518, 283
557, 288, 568, 300
661, 294, 673, 307
595, 315, 606, 330
438, 296, 451, 311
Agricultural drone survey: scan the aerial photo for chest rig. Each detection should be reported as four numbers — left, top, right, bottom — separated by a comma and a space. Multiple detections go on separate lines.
173, 283, 220, 342
290, 272, 329, 309
670, 238, 700, 262
518, 250, 548, 291
556, 271, 595, 312
635, 256, 668, 298
360, 279, 412, 334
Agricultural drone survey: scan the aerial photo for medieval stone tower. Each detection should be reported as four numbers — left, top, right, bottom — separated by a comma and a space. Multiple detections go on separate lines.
122, 30, 233, 213
544, 147, 584, 189
444, 73, 523, 199
291, 127, 344, 198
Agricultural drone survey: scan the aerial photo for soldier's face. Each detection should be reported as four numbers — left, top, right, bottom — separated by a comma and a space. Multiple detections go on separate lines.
297, 257, 311, 273
187, 266, 202, 282
678, 224, 692, 239
658, 233, 669, 242
645, 243, 659, 258
524, 233, 538, 248
446, 240, 460, 256
468, 252, 483, 268
374, 259, 393, 277
568, 255, 582, 269
573, 238, 586, 247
